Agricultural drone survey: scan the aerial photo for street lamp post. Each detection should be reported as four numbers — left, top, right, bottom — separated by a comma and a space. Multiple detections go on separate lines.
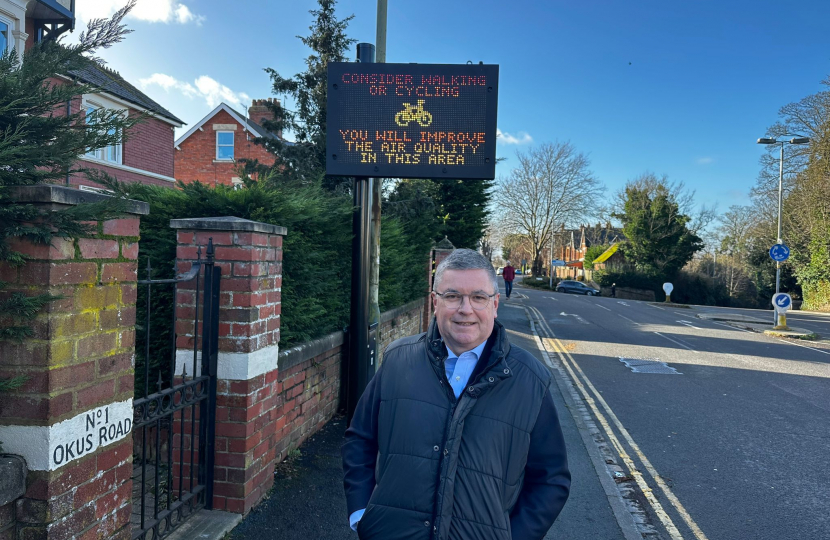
756, 136, 810, 326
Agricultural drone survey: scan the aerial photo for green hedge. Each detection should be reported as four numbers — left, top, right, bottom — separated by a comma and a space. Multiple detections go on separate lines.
802, 280, 830, 312
111, 178, 431, 395
594, 269, 732, 306
520, 277, 561, 290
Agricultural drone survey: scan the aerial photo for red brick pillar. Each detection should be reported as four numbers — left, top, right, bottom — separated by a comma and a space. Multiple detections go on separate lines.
423, 237, 455, 331
0, 186, 147, 540
171, 217, 285, 515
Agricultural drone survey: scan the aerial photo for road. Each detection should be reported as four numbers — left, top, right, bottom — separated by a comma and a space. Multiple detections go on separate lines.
505, 280, 830, 540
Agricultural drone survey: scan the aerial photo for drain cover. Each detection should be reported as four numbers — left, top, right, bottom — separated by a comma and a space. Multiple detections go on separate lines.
619, 357, 681, 374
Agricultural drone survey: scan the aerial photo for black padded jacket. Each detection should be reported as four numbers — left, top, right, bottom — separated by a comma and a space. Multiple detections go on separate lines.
342, 318, 570, 540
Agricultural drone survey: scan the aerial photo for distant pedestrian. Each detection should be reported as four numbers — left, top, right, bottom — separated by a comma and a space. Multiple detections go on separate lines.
611, 283, 616, 298
342, 248, 570, 540
503, 260, 516, 299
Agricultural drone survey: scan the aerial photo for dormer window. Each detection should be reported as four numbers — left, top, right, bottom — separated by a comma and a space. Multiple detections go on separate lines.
216, 131, 234, 161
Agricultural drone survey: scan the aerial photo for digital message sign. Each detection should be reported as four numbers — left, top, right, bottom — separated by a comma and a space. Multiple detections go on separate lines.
326, 62, 499, 179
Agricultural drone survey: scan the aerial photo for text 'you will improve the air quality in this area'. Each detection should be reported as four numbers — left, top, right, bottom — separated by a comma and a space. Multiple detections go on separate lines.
327, 63, 498, 179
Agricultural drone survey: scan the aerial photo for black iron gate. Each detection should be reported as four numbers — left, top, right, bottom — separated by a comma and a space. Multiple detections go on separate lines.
132, 240, 221, 540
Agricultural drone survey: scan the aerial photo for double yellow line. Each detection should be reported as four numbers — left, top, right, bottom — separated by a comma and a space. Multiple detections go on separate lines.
525, 305, 709, 540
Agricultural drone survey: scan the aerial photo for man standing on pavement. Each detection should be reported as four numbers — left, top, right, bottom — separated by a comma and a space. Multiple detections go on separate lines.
502, 260, 516, 299
342, 248, 570, 540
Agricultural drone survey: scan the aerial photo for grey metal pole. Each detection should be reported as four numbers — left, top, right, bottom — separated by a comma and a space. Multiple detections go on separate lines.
347, 43, 377, 422
774, 142, 783, 326
376, 0, 387, 63
549, 231, 554, 289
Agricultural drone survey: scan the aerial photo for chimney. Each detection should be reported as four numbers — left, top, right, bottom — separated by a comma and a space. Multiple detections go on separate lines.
248, 98, 282, 138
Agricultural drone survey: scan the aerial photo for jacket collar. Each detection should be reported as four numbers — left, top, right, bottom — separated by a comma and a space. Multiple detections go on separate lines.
426, 317, 512, 380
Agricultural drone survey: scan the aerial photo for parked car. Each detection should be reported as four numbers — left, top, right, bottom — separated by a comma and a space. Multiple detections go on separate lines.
497, 267, 504, 275
555, 280, 600, 296
515, 269, 523, 275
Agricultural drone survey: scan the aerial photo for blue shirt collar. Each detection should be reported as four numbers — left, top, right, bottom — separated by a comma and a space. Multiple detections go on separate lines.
446, 339, 488, 361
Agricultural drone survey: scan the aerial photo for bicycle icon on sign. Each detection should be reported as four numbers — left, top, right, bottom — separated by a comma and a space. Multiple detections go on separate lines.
395, 99, 433, 127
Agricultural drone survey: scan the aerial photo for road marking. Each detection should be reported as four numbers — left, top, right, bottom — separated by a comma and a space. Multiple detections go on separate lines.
676, 320, 701, 329
775, 338, 830, 356
527, 306, 705, 540
654, 331, 698, 353
617, 313, 641, 325
647, 304, 666, 310
596, 304, 613, 312
710, 321, 753, 333
523, 307, 644, 540
617, 301, 630, 307
545, 296, 558, 301
559, 312, 589, 324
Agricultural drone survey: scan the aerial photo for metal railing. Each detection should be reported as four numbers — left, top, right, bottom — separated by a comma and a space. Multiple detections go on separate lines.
131, 239, 221, 540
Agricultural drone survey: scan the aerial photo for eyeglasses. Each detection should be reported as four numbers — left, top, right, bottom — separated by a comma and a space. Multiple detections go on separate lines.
433, 291, 496, 310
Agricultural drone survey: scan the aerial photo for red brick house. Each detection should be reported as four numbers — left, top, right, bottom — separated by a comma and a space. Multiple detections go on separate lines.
68, 64, 184, 190
2, 0, 184, 191
174, 100, 284, 188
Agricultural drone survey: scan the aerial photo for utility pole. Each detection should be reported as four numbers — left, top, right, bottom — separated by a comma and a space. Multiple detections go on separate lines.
346, 43, 378, 422
367, 0, 386, 379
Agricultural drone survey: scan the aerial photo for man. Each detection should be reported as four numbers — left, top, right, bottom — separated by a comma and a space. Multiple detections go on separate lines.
611, 283, 616, 298
343, 249, 570, 540
502, 260, 516, 299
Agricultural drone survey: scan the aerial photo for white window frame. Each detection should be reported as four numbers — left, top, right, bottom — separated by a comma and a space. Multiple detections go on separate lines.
216, 131, 234, 161
82, 95, 127, 165
0, 14, 12, 54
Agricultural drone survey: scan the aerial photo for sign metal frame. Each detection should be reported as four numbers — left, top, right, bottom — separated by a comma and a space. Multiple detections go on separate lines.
326, 62, 499, 180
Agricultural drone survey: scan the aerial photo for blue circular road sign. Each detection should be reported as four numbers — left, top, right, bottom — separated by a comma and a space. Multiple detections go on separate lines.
769, 243, 790, 262
772, 293, 792, 312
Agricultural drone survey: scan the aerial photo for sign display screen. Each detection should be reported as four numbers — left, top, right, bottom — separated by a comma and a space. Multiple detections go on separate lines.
326, 62, 499, 179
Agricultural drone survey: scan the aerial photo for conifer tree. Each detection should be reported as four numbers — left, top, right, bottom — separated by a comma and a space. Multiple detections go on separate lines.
434, 178, 495, 249
0, 3, 139, 358
253, 0, 356, 189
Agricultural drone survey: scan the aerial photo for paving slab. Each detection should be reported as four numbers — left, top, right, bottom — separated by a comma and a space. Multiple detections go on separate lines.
165, 509, 241, 540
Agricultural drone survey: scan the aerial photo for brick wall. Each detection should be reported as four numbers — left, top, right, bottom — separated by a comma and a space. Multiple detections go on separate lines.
175, 109, 276, 187
275, 298, 426, 455
123, 110, 175, 178
377, 298, 426, 365
173, 217, 286, 515
0, 186, 146, 540
170, 214, 426, 516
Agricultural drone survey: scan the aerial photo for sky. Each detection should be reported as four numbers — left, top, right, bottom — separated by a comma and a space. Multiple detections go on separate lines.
70, 0, 830, 212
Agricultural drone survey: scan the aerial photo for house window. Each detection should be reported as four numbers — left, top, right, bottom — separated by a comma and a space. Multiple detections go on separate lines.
0, 18, 9, 53
216, 131, 234, 160
84, 100, 123, 164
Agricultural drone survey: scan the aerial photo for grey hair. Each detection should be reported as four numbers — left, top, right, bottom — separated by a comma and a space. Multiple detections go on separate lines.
433, 248, 499, 294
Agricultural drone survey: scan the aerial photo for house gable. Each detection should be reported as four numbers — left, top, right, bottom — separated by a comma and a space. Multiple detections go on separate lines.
174, 105, 278, 187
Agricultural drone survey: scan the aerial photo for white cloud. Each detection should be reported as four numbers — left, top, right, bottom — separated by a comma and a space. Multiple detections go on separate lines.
140, 73, 249, 109
497, 128, 533, 145
697, 157, 714, 165
76, 0, 205, 26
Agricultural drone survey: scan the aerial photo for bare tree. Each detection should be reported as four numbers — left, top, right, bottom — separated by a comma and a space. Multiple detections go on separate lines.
493, 142, 604, 275
753, 76, 830, 205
